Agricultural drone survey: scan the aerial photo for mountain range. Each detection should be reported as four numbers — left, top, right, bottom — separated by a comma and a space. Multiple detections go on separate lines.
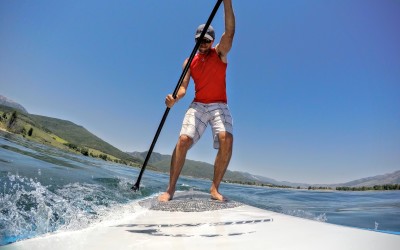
332, 170, 400, 187
1, 94, 399, 188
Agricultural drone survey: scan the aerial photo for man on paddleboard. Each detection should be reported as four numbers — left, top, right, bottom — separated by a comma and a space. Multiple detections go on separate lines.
159, 0, 235, 202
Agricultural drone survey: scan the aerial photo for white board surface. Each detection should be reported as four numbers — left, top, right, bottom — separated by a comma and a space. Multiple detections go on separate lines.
3, 191, 399, 250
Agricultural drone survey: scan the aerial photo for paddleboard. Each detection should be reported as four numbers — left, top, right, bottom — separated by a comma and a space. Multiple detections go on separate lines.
3, 191, 399, 250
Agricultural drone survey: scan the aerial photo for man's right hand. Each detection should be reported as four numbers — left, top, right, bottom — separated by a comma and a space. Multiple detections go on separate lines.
165, 94, 178, 108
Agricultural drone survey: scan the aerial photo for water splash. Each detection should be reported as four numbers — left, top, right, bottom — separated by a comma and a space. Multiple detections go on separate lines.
1, 174, 59, 244
0, 173, 146, 246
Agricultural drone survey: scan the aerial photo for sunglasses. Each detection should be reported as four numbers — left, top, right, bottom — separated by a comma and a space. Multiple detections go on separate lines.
196, 38, 212, 44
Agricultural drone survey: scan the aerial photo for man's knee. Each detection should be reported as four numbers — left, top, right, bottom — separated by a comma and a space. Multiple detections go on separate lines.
177, 135, 193, 149
218, 132, 233, 146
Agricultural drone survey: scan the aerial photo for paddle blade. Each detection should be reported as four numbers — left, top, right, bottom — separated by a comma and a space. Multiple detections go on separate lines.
131, 181, 140, 192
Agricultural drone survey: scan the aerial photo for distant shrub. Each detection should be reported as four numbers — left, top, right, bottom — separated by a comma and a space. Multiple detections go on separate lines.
99, 154, 108, 161
8, 111, 17, 128
65, 143, 79, 150
80, 148, 89, 156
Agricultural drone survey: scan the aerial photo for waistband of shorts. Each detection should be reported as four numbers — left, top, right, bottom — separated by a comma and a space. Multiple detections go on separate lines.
191, 102, 228, 108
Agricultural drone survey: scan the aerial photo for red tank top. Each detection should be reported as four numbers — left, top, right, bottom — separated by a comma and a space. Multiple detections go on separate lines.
190, 48, 227, 104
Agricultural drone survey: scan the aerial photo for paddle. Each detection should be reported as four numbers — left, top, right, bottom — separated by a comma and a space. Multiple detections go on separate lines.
131, 0, 223, 192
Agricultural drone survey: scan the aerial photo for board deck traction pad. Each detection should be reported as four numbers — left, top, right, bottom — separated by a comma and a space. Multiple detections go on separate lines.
139, 190, 245, 212
118, 190, 274, 238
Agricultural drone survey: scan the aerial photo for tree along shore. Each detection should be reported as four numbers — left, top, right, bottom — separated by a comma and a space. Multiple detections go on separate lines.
226, 180, 400, 191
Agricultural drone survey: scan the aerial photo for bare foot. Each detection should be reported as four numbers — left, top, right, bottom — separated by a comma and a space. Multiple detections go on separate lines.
158, 192, 173, 202
210, 189, 228, 202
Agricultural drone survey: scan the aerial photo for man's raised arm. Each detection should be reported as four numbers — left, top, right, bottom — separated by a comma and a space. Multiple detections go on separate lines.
216, 0, 235, 61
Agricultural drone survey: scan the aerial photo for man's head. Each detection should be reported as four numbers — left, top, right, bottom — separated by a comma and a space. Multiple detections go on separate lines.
195, 24, 215, 54
195, 24, 215, 41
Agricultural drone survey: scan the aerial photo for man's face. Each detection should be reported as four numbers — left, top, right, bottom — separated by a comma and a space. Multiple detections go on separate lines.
196, 38, 213, 54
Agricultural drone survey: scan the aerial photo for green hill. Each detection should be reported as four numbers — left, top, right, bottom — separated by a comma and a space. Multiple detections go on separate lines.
30, 114, 139, 163
0, 105, 141, 166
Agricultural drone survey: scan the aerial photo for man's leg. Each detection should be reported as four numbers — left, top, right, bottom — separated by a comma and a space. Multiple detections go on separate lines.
210, 131, 233, 201
158, 135, 193, 202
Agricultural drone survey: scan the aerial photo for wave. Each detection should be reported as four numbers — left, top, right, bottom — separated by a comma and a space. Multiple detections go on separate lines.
0, 174, 150, 246
283, 209, 328, 222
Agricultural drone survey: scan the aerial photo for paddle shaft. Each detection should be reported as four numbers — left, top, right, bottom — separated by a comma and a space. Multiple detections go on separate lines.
132, 0, 223, 191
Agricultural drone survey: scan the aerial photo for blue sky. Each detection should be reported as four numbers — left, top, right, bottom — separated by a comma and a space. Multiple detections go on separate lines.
1, 0, 399, 184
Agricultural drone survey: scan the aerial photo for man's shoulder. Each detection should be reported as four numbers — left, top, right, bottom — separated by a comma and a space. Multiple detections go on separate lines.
213, 46, 228, 64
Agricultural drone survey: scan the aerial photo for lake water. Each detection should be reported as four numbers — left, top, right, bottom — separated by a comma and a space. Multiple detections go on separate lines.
1, 130, 399, 246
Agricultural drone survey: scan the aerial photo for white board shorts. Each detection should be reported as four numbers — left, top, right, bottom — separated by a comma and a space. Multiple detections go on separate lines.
180, 102, 233, 149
